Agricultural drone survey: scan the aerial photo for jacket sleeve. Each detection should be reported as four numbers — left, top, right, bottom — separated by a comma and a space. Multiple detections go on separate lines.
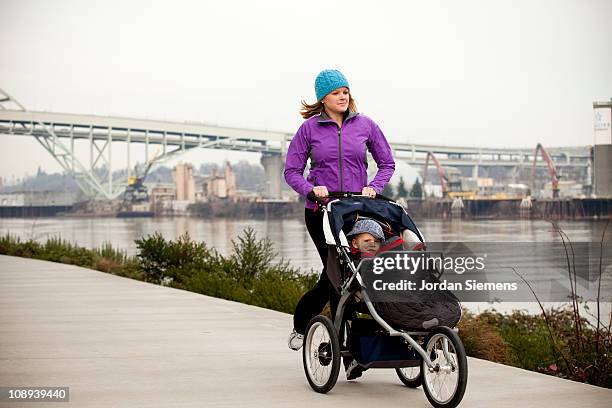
284, 123, 315, 197
366, 119, 395, 194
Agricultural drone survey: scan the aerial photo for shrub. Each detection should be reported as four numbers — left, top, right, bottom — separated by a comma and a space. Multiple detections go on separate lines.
229, 227, 276, 286
457, 309, 510, 364
135, 232, 214, 285
475, 307, 612, 387
131, 227, 318, 314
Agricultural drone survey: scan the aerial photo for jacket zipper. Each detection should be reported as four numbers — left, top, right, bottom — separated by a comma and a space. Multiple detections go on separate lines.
337, 126, 343, 192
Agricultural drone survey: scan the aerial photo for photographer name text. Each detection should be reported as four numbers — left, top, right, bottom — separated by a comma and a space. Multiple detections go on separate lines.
372, 279, 518, 292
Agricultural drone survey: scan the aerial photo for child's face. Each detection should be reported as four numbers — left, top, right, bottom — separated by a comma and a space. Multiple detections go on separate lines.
351, 232, 381, 254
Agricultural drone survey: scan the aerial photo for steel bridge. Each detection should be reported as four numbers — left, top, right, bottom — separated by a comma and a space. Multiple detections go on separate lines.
0, 88, 591, 199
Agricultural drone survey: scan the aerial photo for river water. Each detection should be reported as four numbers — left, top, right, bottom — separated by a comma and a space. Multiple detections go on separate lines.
1, 217, 608, 270
1, 216, 610, 322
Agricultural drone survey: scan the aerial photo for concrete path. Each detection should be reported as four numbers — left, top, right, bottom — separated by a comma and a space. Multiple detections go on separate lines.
1, 255, 610, 407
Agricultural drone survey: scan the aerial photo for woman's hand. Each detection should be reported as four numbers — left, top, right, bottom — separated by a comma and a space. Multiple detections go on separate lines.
362, 186, 376, 198
312, 186, 329, 198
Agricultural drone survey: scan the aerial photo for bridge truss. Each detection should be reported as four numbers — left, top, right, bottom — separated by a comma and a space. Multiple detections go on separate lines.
0, 88, 591, 199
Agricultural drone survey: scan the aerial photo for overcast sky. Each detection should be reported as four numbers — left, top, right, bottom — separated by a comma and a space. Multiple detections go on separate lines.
1, 0, 611, 180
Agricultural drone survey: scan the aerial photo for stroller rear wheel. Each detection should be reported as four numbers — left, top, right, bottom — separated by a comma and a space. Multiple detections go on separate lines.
421, 326, 468, 408
396, 365, 422, 388
303, 315, 341, 393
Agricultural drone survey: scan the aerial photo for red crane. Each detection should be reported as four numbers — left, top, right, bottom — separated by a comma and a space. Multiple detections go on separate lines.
531, 143, 560, 198
423, 151, 448, 198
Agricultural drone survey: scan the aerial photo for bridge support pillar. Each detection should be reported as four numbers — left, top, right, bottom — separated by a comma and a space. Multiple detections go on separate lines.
260, 153, 284, 199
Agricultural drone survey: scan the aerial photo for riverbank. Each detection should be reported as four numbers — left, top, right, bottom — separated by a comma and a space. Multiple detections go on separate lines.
0, 232, 610, 388
3, 196, 612, 220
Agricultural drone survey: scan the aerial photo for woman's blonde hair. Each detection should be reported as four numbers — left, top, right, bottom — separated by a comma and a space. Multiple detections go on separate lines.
299, 93, 357, 119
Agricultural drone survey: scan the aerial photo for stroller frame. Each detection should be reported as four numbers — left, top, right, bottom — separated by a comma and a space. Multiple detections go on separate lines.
325, 202, 440, 371
301, 192, 468, 408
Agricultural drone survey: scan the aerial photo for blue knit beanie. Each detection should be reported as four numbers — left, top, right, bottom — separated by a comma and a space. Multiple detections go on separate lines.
347, 219, 384, 241
315, 69, 350, 101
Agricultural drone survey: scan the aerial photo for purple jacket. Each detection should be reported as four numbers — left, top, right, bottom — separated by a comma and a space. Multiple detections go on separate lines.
284, 110, 395, 210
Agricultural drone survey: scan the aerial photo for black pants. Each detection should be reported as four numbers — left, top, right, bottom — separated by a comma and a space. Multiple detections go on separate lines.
293, 208, 339, 334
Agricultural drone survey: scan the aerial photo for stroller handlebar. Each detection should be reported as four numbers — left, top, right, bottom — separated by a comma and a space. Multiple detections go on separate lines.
306, 190, 395, 205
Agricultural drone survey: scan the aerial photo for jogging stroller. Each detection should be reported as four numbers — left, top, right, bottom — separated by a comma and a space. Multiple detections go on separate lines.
302, 192, 467, 408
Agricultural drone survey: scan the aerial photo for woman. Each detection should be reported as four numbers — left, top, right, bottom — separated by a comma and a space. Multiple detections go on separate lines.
284, 69, 395, 351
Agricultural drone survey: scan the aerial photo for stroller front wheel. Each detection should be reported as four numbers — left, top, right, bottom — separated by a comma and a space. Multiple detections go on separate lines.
396, 365, 422, 388
303, 315, 341, 394
421, 326, 468, 408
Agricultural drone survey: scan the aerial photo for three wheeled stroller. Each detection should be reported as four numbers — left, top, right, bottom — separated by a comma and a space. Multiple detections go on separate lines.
302, 192, 468, 408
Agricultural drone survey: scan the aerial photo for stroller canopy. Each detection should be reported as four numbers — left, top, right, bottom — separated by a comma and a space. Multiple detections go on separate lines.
323, 197, 424, 247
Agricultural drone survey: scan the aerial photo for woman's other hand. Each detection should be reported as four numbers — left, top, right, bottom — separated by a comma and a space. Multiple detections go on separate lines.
362, 186, 376, 198
312, 186, 329, 198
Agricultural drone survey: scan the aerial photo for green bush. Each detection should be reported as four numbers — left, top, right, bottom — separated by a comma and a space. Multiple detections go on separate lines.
474, 308, 612, 387
39, 237, 96, 267
130, 227, 318, 314
0, 233, 131, 275
229, 228, 276, 286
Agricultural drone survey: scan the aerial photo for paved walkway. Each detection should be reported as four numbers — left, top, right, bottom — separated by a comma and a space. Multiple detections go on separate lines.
1, 255, 610, 407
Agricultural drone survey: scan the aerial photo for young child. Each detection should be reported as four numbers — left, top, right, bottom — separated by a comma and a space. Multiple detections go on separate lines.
346, 218, 385, 258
